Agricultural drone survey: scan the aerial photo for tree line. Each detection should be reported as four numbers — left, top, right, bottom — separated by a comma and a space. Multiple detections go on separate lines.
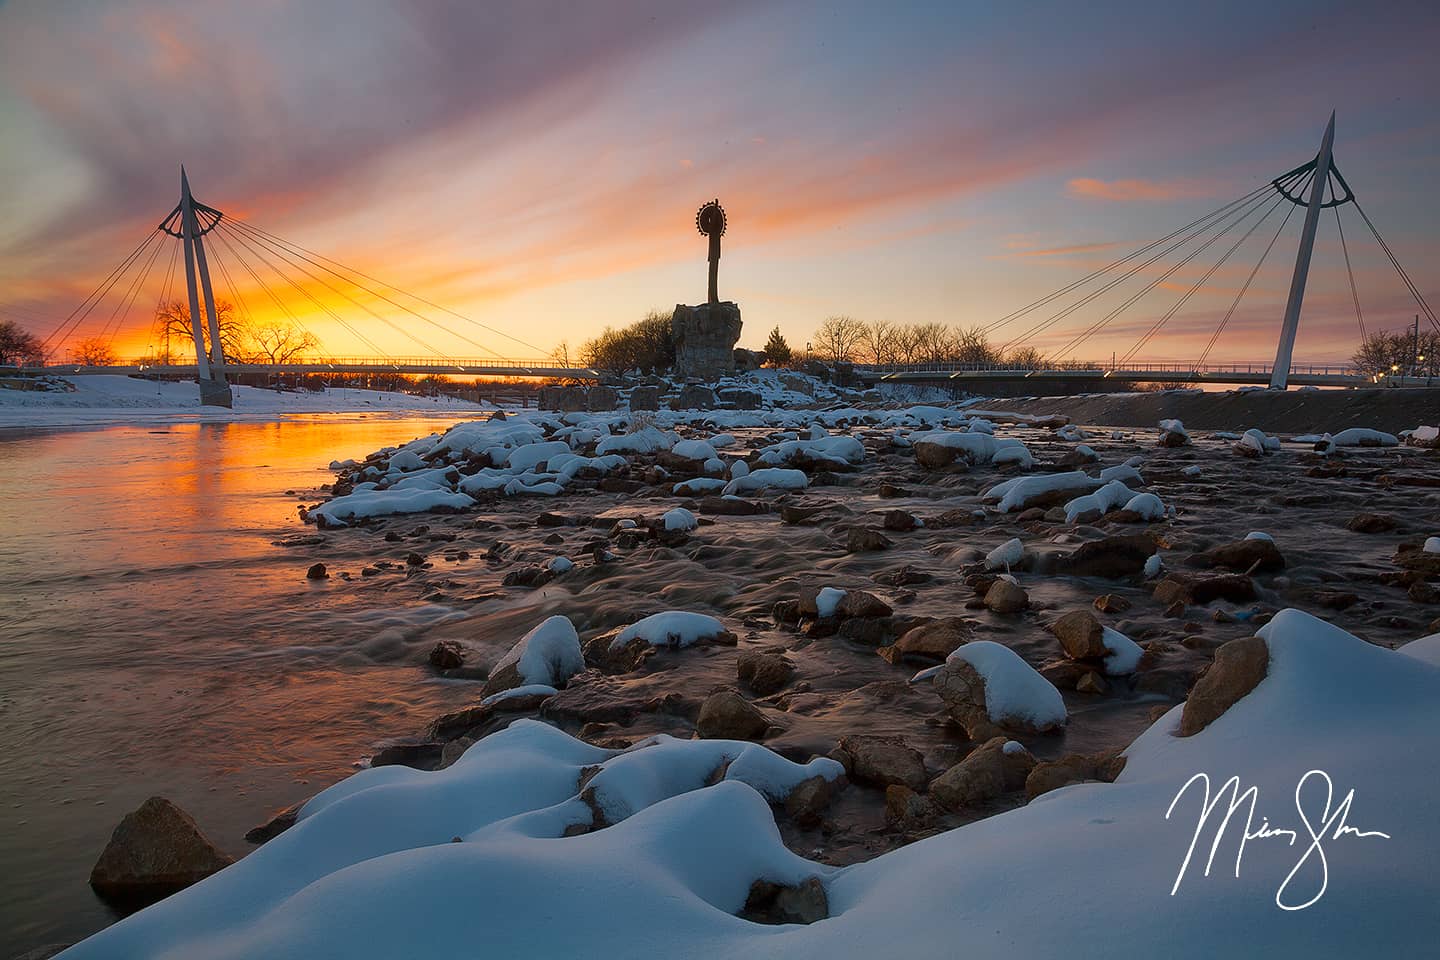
808, 315, 1044, 367
1351, 326, 1438, 379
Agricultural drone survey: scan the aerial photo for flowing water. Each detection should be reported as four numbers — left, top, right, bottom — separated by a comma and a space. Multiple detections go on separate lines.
4, 412, 1435, 956
0, 417, 483, 952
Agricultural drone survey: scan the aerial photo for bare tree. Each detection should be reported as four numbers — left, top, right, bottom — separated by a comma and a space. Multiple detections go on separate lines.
245, 321, 320, 364
0, 320, 44, 366
812, 315, 867, 363
1005, 346, 1045, 370
71, 337, 117, 366
154, 300, 245, 362
857, 320, 898, 365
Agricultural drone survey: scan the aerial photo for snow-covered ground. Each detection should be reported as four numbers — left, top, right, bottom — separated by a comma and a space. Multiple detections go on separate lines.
0, 375, 495, 427
58, 611, 1440, 958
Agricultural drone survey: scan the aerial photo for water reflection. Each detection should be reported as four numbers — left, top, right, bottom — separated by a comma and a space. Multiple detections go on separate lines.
0, 417, 478, 953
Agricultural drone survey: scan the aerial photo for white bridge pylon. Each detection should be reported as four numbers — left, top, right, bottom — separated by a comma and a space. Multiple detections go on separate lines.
1272, 112, 1336, 390
160, 167, 233, 407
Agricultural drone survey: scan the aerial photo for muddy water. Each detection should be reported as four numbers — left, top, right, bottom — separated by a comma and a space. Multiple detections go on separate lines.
0, 417, 487, 953
5, 414, 1436, 954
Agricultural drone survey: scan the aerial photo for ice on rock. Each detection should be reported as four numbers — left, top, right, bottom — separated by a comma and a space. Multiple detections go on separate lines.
1098, 463, 1144, 485
708, 433, 737, 449
506, 440, 572, 472
1100, 626, 1143, 674
310, 488, 475, 526
756, 435, 866, 467
1325, 428, 1399, 447
1424, 537, 1440, 555
662, 507, 699, 532
816, 587, 847, 618
910, 430, 1033, 468
729, 459, 750, 479
596, 426, 676, 455
947, 640, 1068, 729
1143, 553, 1163, 578
722, 468, 808, 496
673, 477, 727, 496
1158, 418, 1188, 437
611, 611, 731, 650
493, 616, 585, 688
983, 471, 1101, 513
1245, 531, 1274, 542
671, 438, 720, 462
1182, 465, 1202, 476
1122, 492, 1165, 521
547, 557, 574, 574
984, 538, 1024, 571
482, 684, 559, 707
1063, 480, 1137, 522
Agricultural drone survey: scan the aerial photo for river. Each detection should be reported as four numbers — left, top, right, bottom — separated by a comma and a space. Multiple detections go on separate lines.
0, 416, 482, 953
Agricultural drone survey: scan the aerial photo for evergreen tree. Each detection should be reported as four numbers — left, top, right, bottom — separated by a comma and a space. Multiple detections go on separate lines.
762, 325, 793, 366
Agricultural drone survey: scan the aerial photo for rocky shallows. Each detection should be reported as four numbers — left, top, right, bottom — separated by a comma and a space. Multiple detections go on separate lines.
70, 389, 1440, 957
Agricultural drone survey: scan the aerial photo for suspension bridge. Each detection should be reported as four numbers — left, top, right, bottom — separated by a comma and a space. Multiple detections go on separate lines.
3, 113, 1435, 403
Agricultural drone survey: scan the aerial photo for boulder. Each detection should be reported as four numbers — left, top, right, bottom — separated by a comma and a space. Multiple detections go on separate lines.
671, 302, 742, 380
670, 384, 716, 410
785, 774, 837, 827
628, 385, 661, 411
305, 562, 327, 580
1153, 573, 1256, 606
929, 736, 1035, 810
984, 579, 1029, 614
1025, 752, 1127, 799
427, 640, 465, 670
1060, 534, 1157, 578
1049, 610, 1107, 660
737, 650, 794, 695
880, 618, 971, 665
883, 784, 938, 831
838, 590, 893, 618
1191, 538, 1285, 573
90, 797, 234, 900
696, 689, 769, 740
718, 388, 761, 410
1093, 594, 1132, 614
832, 734, 928, 791
881, 509, 919, 532
1178, 636, 1270, 736
845, 527, 892, 553
742, 877, 828, 926
585, 385, 619, 411
932, 657, 1063, 740
1347, 512, 1398, 534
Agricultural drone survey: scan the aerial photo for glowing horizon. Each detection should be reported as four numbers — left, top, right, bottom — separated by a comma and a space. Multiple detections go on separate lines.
2, 0, 1437, 366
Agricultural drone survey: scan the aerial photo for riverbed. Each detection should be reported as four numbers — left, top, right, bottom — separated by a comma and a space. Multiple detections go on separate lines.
0, 416, 485, 952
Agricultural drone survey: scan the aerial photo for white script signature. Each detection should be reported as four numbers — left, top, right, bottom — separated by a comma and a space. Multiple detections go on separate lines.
1165, 769, 1391, 910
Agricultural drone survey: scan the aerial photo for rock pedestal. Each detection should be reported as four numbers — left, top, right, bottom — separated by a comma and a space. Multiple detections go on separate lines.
672, 302, 742, 380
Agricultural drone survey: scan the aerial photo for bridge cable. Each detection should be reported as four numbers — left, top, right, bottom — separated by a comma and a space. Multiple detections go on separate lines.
982, 181, 1280, 339
1116, 189, 1293, 366
1350, 199, 1440, 334
214, 224, 394, 358
1001, 187, 1275, 356
230, 219, 555, 357
146, 238, 182, 360
97, 228, 168, 347
207, 225, 325, 347
208, 231, 325, 362
217, 222, 450, 359
41, 228, 163, 355
226, 219, 511, 360
1333, 203, 1367, 344
1192, 183, 1306, 370
1051, 191, 1283, 365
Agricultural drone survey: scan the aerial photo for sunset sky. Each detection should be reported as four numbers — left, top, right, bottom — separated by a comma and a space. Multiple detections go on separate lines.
1, 0, 1437, 364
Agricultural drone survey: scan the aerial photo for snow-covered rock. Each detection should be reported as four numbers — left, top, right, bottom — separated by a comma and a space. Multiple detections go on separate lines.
722, 468, 808, 496
984, 538, 1024, 571
310, 488, 474, 526
611, 612, 734, 651
485, 616, 584, 694
662, 507, 699, 533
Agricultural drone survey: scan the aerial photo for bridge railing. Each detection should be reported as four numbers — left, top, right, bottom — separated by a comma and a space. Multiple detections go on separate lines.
852, 361, 1361, 376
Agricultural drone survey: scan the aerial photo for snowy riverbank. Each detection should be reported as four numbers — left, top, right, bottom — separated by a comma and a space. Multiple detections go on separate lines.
0, 375, 496, 427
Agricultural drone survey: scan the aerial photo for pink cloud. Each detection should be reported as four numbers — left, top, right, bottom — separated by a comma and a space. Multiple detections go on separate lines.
1067, 178, 1215, 202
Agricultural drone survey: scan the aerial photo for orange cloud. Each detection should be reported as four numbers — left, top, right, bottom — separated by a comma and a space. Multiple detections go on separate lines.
1066, 177, 1213, 201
